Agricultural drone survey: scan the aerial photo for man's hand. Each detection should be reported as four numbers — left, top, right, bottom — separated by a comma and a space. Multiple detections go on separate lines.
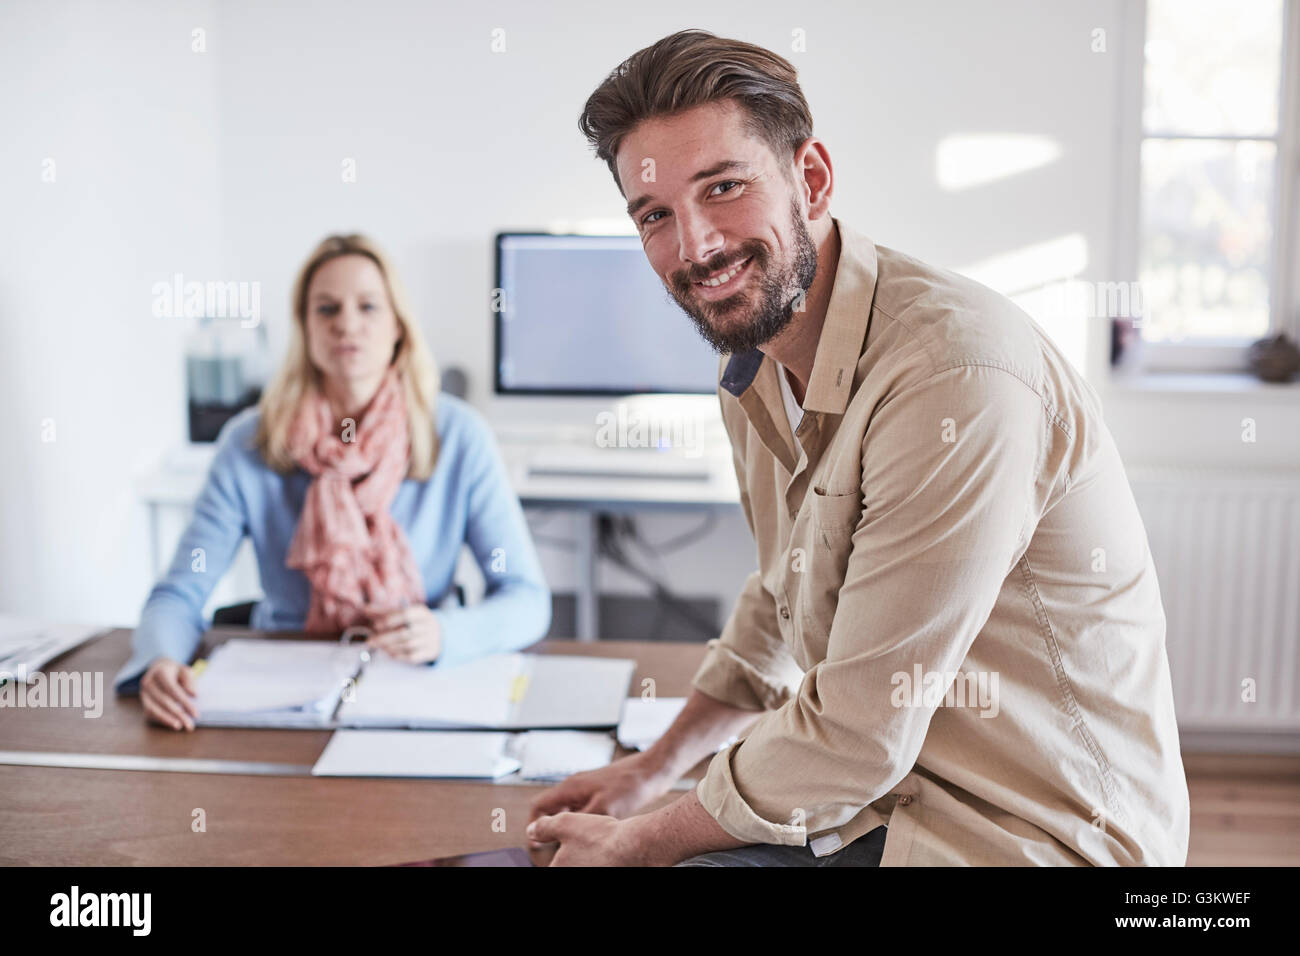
528, 750, 672, 831
525, 812, 653, 866
529, 791, 750, 866
364, 603, 442, 663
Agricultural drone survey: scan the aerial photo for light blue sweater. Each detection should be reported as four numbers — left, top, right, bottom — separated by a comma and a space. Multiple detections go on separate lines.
115, 393, 552, 692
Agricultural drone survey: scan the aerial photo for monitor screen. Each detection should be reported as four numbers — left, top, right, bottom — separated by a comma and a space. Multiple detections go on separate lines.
494, 233, 721, 395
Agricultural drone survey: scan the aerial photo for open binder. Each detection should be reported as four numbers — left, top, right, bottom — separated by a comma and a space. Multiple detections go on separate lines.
191, 637, 636, 731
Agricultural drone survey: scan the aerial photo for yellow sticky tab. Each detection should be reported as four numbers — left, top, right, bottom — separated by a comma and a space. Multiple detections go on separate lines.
190, 659, 208, 678
508, 675, 529, 703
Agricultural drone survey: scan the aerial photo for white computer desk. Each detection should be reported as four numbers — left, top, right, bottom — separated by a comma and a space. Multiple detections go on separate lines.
499, 443, 741, 641
138, 439, 741, 643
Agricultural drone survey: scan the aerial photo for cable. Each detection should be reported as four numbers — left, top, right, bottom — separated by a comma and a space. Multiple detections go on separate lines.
622, 513, 722, 638
531, 534, 578, 551
617, 517, 670, 639
525, 507, 578, 551
596, 516, 718, 639
637, 511, 719, 554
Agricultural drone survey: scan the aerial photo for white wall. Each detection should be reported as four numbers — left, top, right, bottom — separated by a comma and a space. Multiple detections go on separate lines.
0, 0, 221, 624
2, 0, 1294, 631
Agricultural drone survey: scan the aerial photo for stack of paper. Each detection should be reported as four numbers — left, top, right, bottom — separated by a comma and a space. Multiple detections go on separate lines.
184, 638, 636, 731
616, 697, 688, 750
509, 655, 637, 730
337, 652, 636, 730
194, 639, 365, 727
312, 730, 520, 779
518, 730, 616, 781
338, 653, 523, 729
0, 616, 107, 680
308, 729, 616, 780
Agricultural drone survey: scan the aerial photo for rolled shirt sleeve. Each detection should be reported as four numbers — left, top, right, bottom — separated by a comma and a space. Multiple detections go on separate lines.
697, 364, 1046, 845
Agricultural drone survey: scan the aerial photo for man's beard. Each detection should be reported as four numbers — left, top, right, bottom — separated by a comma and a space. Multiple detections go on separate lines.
667, 202, 819, 355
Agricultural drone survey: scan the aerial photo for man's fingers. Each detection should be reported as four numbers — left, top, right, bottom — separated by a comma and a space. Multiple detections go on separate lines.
177, 666, 199, 698
526, 812, 569, 845
530, 785, 584, 822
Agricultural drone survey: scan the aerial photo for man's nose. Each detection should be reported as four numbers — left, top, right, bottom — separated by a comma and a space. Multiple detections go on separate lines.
676, 210, 724, 268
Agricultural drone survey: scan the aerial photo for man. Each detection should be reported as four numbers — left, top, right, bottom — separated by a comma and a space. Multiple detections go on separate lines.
528, 29, 1189, 866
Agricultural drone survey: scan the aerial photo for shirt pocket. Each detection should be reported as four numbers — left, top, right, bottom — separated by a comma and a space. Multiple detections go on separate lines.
794, 487, 864, 648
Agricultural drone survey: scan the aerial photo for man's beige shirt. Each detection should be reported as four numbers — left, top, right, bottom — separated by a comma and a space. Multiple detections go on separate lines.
693, 219, 1189, 866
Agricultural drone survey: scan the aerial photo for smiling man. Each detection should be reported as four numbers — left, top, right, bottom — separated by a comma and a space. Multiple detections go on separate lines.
527, 29, 1190, 867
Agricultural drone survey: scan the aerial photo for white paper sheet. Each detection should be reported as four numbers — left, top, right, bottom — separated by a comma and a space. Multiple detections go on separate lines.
0, 615, 106, 680
337, 653, 524, 729
312, 729, 520, 778
616, 697, 687, 750
193, 639, 364, 720
518, 730, 616, 781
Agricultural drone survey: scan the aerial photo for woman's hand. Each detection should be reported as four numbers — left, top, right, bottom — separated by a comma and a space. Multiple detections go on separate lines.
364, 603, 442, 663
140, 657, 200, 731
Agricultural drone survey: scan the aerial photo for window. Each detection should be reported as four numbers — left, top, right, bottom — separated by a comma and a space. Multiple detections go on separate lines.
1122, 0, 1295, 372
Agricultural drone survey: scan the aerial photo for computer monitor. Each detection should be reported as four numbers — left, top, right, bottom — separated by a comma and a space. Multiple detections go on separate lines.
493, 233, 721, 395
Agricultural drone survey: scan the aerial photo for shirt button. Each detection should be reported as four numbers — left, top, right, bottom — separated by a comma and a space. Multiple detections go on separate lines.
779, 606, 791, 620
898, 795, 913, 807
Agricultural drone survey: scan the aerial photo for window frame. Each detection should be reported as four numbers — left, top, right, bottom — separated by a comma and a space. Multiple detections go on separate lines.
1113, 0, 1299, 373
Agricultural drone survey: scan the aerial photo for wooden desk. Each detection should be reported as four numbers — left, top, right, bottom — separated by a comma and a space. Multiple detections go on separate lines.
0, 628, 707, 865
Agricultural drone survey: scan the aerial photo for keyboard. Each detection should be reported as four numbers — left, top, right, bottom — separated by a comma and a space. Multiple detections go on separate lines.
525, 447, 714, 482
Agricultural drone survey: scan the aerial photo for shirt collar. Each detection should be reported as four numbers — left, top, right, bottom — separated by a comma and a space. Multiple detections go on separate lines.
719, 218, 879, 416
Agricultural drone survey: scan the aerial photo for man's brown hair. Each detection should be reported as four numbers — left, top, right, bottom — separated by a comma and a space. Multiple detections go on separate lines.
579, 29, 814, 194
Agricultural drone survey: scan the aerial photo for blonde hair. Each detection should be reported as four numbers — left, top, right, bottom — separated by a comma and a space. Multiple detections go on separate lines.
255, 234, 441, 479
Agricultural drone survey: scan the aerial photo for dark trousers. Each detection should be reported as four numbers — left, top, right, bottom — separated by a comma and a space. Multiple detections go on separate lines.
675, 825, 887, 867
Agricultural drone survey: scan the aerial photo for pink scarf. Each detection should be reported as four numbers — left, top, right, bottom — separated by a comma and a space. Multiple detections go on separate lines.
285, 366, 426, 633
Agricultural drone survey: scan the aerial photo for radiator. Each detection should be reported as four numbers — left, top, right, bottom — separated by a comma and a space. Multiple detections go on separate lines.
1128, 467, 1300, 733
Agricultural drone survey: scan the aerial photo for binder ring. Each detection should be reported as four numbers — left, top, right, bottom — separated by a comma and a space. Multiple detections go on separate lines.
339, 625, 373, 644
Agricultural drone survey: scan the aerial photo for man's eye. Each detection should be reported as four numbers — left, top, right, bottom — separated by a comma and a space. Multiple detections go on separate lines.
709, 180, 741, 196
642, 210, 667, 226
316, 304, 338, 316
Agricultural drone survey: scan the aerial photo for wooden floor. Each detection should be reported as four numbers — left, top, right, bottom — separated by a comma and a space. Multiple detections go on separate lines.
1185, 753, 1300, 866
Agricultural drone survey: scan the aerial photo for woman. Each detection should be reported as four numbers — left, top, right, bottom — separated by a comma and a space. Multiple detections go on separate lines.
116, 234, 552, 730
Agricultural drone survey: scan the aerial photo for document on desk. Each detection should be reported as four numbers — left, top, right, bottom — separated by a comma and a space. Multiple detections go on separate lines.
0, 615, 109, 679
617, 696, 688, 751
312, 730, 520, 779
339, 653, 520, 729
193, 639, 364, 728
338, 653, 637, 730
189, 638, 636, 730
518, 730, 616, 781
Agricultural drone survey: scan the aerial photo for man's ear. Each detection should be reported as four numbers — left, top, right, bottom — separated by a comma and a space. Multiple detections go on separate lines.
792, 138, 834, 220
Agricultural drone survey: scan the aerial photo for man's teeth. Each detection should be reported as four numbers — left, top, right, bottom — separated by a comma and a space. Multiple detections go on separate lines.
698, 258, 749, 287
